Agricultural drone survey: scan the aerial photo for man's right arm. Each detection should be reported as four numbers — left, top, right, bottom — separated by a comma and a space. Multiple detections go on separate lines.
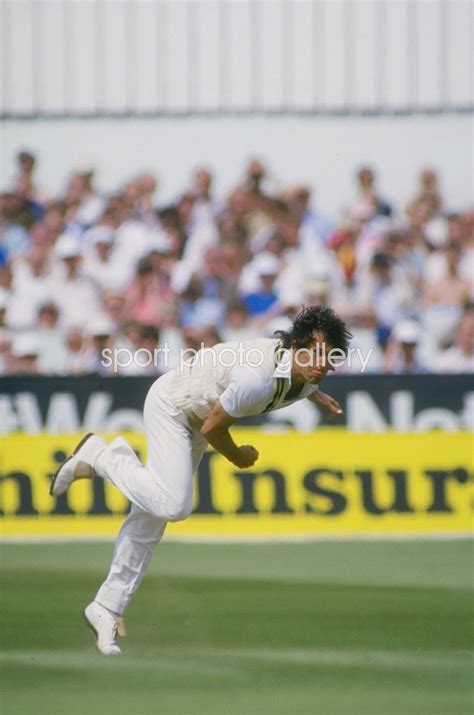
200, 401, 259, 469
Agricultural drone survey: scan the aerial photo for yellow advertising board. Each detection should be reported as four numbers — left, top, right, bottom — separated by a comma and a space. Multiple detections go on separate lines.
1, 431, 472, 539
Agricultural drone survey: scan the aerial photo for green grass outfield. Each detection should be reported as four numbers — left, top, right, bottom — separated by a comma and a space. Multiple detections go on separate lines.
1, 540, 473, 715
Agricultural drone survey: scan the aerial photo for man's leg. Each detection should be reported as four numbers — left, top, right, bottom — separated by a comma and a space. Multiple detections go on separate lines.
91, 375, 198, 522
94, 426, 208, 616
94, 504, 167, 615
84, 376, 209, 652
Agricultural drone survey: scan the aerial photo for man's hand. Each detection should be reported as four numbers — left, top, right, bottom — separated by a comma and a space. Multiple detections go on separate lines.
232, 445, 259, 469
201, 402, 259, 468
309, 390, 344, 420
323, 395, 344, 420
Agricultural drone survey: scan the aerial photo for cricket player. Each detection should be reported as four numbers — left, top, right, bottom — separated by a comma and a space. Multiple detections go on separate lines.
51, 306, 351, 654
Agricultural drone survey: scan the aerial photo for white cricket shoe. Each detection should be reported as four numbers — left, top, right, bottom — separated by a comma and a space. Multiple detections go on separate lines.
50, 433, 104, 496
83, 601, 126, 656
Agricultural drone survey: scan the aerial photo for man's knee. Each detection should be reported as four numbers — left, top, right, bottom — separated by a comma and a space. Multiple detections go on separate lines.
153, 496, 192, 523
166, 502, 193, 522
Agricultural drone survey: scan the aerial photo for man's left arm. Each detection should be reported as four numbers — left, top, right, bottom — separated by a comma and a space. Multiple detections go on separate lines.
307, 389, 343, 420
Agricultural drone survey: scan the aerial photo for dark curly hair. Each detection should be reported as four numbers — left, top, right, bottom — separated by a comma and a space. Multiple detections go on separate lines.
275, 306, 352, 354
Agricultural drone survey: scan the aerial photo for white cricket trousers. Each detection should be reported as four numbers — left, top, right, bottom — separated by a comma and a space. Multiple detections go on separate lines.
93, 370, 208, 615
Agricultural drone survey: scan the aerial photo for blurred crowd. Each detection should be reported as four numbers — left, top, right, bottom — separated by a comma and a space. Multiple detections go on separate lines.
0, 150, 473, 376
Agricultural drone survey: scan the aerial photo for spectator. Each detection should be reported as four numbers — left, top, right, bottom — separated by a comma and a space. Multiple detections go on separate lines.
384, 320, 428, 374
288, 185, 333, 245
435, 308, 474, 373
65, 164, 105, 229
0, 327, 13, 375
191, 167, 221, 223
125, 256, 170, 327
356, 252, 413, 347
83, 225, 128, 292
180, 274, 226, 329
11, 150, 46, 222
13, 150, 37, 194
221, 301, 260, 342
38, 202, 66, 246
84, 317, 116, 374
422, 241, 471, 348
102, 291, 128, 339
407, 167, 443, 223
241, 254, 280, 317
0, 192, 32, 260
348, 165, 392, 223
135, 173, 159, 226
7, 244, 54, 331
63, 327, 89, 375
35, 302, 68, 374
0, 288, 8, 328
1, 152, 471, 375
341, 308, 383, 374
119, 324, 161, 376
11, 332, 40, 375
53, 234, 102, 329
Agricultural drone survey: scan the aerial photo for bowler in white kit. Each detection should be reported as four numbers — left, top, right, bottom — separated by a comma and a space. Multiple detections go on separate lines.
51, 306, 351, 654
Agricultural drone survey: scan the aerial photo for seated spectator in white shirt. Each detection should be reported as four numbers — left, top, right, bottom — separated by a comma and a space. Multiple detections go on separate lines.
10, 332, 40, 375
238, 252, 282, 297
83, 317, 117, 375
422, 242, 471, 348
39, 201, 67, 247
113, 214, 154, 270
65, 165, 105, 230
83, 225, 128, 292
63, 327, 89, 375
182, 324, 221, 352
53, 234, 102, 330
288, 185, 333, 245
35, 302, 68, 374
356, 252, 412, 348
190, 167, 222, 224
7, 244, 54, 331
383, 320, 428, 374
0, 327, 13, 375
425, 216, 474, 295
102, 291, 128, 341
406, 167, 443, 225
118, 324, 161, 376
134, 173, 160, 227
347, 166, 392, 224
221, 301, 261, 342
174, 198, 219, 287
179, 276, 226, 329
340, 309, 383, 374
435, 308, 474, 373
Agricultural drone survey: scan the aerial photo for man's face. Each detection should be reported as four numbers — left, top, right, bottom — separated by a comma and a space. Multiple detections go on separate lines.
358, 168, 374, 190
96, 242, 111, 261
457, 314, 474, 352
195, 170, 212, 194
291, 330, 337, 384
63, 256, 81, 275
260, 273, 276, 292
445, 245, 460, 269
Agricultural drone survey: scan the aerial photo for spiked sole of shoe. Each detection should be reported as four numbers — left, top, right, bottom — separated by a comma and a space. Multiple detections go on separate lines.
49, 432, 95, 496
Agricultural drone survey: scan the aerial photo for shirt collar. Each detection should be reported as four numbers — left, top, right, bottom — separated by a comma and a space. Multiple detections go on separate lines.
272, 344, 292, 383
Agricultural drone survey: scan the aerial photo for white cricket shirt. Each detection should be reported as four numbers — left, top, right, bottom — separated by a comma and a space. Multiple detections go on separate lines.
170, 337, 319, 424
